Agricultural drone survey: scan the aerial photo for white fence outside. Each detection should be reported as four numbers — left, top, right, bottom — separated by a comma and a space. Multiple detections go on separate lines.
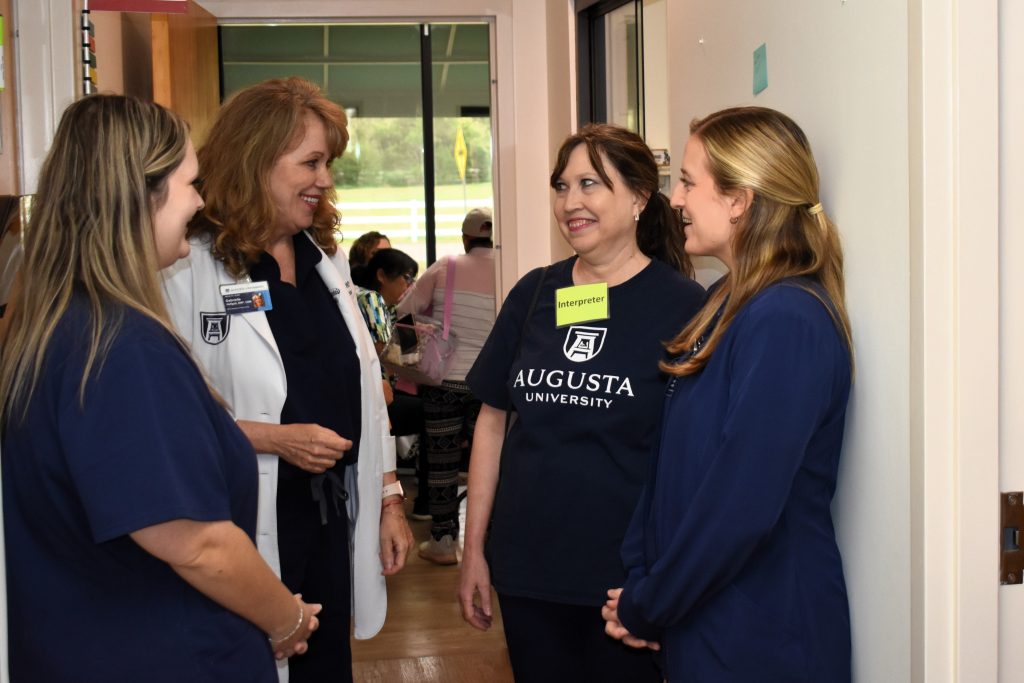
335, 198, 494, 243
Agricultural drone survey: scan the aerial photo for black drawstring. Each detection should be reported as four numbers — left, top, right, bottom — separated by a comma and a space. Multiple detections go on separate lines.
310, 470, 348, 525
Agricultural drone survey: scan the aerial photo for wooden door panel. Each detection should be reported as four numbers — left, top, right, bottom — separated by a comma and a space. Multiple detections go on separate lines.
151, 0, 218, 146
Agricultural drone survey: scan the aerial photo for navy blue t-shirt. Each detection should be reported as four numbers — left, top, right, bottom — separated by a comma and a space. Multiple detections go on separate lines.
2, 299, 275, 682
466, 256, 705, 605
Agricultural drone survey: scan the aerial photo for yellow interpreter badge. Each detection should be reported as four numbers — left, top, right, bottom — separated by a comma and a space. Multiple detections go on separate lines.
555, 282, 609, 327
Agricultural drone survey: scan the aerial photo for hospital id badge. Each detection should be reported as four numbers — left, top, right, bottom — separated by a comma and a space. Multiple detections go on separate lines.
220, 281, 273, 314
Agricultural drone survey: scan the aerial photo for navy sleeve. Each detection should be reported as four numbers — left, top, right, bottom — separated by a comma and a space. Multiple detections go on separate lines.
617, 295, 844, 639
465, 266, 546, 410
619, 476, 653, 579
59, 333, 235, 543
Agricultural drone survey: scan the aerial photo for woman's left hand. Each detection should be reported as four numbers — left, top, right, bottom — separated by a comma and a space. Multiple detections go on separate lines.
602, 588, 661, 651
379, 500, 413, 576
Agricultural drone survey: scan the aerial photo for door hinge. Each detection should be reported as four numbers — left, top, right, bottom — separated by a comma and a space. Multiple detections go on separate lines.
1001, 491, 1024, 585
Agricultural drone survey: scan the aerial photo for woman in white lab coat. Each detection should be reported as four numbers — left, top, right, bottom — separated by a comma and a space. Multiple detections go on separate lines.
162, 77, 412, 683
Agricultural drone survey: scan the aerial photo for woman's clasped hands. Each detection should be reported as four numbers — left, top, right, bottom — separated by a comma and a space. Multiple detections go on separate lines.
602, 588, 660, 651
269, 594, 323, 660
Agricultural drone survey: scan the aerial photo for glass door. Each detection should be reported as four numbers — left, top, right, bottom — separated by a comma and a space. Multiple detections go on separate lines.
577, 0, 643, 133
219, 21, 494, 271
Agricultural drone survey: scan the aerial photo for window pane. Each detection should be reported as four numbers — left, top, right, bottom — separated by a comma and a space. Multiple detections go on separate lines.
604, 3, 640, 132
431, 23, 493, 264
218, 22, 494, 273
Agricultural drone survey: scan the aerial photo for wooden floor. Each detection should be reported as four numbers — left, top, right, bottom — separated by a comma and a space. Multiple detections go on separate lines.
351, 478, 514, 683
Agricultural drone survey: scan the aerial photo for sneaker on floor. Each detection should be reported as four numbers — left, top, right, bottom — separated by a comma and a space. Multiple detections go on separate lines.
418, 535, 457, 565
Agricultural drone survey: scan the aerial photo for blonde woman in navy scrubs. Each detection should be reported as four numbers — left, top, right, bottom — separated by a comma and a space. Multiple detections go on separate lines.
604, 107, 854, 682
162, 78, 413, 683
1, 95, 318, 681
459, 124, 705, 683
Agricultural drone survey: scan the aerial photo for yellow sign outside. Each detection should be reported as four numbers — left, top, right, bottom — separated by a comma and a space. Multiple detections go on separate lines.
454, 124, 468, 182
555, 283, 609, 327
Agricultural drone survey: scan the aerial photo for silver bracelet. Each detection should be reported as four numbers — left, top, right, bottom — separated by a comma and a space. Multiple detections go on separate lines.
269, 605, 304, 645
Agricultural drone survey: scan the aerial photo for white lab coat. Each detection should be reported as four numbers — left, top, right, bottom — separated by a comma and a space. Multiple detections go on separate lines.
161, 233, 393, 679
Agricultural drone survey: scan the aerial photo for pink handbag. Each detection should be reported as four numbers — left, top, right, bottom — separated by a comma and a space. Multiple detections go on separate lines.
382, 258, 458, 386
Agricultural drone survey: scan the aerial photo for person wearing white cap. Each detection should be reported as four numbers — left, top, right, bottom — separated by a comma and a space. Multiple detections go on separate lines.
397, 207, 496, 564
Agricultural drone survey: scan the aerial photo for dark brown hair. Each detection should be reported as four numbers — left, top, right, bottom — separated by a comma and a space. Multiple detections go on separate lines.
549, 123, 692, 277
348, 230, 389, 267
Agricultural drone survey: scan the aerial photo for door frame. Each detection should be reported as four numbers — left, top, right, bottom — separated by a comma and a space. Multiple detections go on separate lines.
910, 0, 1000, 680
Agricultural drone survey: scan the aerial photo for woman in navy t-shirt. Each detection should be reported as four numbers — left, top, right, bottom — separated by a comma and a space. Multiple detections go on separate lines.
604, 107, 854, 682
0, 95, 319, 682
459, 124, 705, 683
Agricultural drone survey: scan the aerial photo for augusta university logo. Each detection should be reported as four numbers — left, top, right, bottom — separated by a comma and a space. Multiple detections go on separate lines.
563, 326, 606, 362
200, 312, 230, 345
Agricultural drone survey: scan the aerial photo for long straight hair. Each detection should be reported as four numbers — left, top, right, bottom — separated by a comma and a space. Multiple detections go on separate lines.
0, 95, 190, 423
549, 123, 693, 277
663, 107, 853, 376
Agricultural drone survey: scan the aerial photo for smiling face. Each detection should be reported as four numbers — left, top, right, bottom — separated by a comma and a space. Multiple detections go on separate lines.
552, 145, 645, 263
268, 111, 333, 240
671, 135, 742, 270
152, 139, 204, 269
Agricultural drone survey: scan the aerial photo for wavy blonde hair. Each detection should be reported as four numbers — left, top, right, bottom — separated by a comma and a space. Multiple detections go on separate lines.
0, 95, 191, 422
664, 106, 853, 376
189, 77, 349, 278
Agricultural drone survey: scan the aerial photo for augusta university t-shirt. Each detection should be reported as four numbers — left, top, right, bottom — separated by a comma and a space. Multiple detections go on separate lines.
467, 256, 705, 605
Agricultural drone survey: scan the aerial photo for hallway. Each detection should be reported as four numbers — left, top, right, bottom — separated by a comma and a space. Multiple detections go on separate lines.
351, 481, 514, 682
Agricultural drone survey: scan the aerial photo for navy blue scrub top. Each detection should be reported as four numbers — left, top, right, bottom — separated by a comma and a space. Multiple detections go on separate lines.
617, 281, 852, 682
2, 298, 275, 682
250, 233, 362, 477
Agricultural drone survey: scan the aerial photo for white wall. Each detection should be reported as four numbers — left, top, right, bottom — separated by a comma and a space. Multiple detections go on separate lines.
664, 1, 911, 680
12, 0, 78, 193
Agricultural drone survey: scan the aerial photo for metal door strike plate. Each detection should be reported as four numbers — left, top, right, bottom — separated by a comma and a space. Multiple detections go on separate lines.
1001, 492, 1024, 585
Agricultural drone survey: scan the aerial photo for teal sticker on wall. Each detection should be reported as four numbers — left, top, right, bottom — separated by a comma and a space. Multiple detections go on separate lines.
753, 43, 768, 95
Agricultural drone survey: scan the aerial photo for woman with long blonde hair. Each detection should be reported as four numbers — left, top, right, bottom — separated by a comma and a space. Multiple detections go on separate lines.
603, 107, 853, 682
0, 95, 318, 681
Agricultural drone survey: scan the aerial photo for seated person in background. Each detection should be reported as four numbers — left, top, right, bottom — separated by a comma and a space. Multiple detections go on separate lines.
351, 247, 419, 355
397, 207, 497, 565
351, 247, 429, 517
348, 230, 391, 268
